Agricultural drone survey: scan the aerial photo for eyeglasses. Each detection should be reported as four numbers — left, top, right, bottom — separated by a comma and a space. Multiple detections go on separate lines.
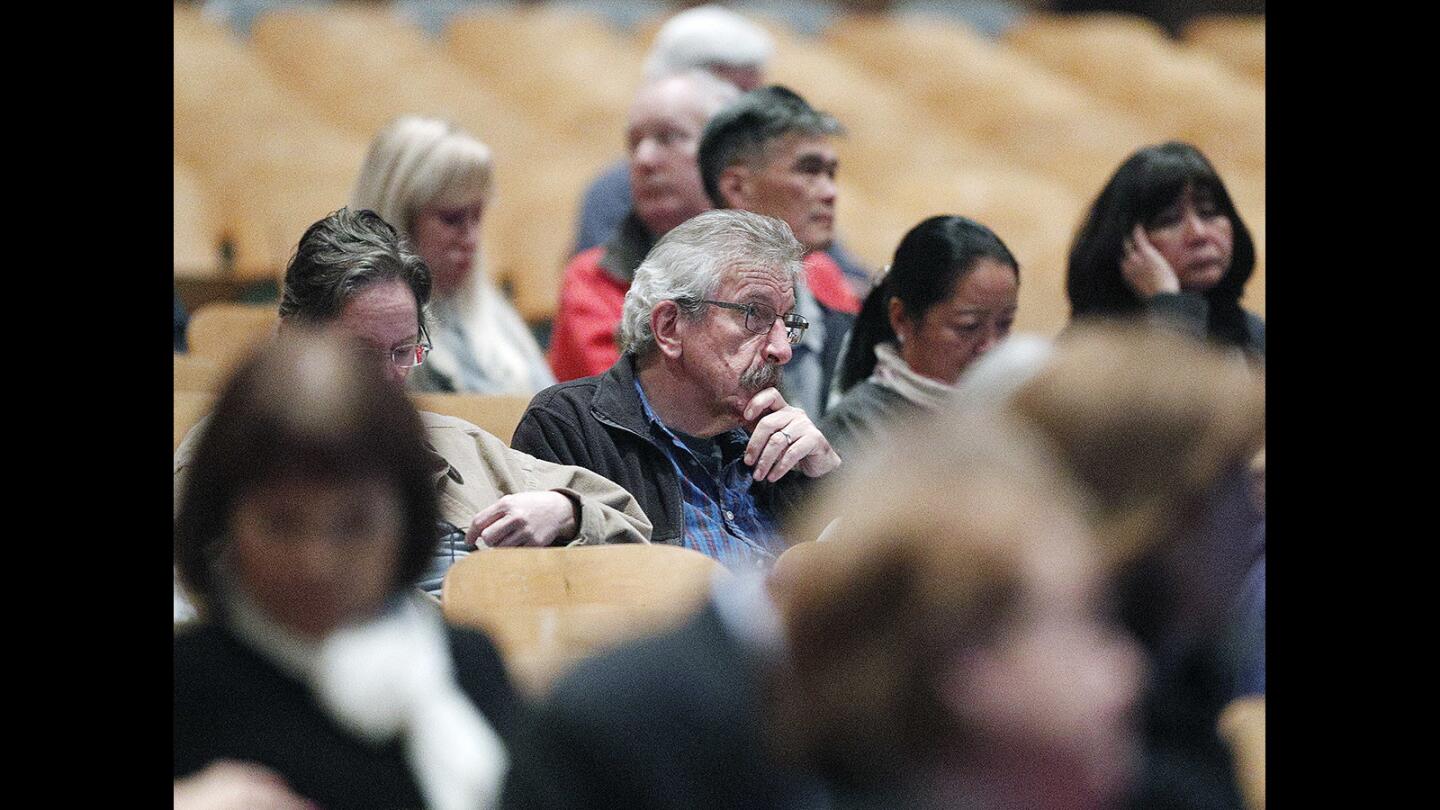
691, 299, 809, 345
388, 325, 434, 369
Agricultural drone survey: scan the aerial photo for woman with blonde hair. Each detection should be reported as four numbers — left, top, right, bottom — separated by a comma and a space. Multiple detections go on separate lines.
351, 116, 555, 395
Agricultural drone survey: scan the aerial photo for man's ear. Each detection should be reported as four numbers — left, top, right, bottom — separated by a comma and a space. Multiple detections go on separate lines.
651, 300, 686, 360
717, 165, 751, 210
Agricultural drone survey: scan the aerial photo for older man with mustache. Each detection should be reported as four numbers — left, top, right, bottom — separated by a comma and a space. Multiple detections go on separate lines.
513, 210, 842, 569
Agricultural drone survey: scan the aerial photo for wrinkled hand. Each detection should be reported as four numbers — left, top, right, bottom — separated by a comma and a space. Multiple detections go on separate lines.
466, 491, 578, 548
1120, 224, 1181, 299
174, 761, 317, 810
742, 387, 842, 482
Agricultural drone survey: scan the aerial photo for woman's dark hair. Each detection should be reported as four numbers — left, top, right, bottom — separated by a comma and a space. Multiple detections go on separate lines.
837, 215, 1019, 393
278, 207, 433, 333
174, 331, 440, 614
1066, 142, 1256, 347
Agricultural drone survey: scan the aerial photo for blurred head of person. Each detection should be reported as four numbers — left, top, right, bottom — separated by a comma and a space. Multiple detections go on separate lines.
643, 3, 774, 91
1067, 142, 1256, 347
277, 207, 433, 388
698, 85, 843, 253
774, 410, 1145, 808
627, 70, 741, 238
351, 116, 493, 300
963, 322, 1266, 652
174, 330, 440, 640
838, 215, 1020, 394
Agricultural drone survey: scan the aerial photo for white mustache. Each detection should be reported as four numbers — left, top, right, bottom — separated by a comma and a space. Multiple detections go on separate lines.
740, 363, 782, 392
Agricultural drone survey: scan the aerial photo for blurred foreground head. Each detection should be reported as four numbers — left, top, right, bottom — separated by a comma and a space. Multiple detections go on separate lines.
174, 330, 439, 637
959, 322, 1265, 657
966, 322, 1265, 565
776, 411, 1144, 808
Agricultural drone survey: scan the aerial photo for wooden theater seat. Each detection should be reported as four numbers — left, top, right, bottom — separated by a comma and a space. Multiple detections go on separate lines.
173, 353, 224, 394
442, 545, 729, 695
410, 393, 533, 446
175, 390, 215, 451
186, 302, 277, 369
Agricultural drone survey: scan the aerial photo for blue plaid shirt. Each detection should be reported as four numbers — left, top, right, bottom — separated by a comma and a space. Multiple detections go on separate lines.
635, 380, 784, 571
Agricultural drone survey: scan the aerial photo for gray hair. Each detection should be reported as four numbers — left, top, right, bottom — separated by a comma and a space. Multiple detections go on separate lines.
619, 209, 803, 357
350, 116, 494, 235
278, 207, 431, 332
697, 85, 844, 207
642, 4, 774, 82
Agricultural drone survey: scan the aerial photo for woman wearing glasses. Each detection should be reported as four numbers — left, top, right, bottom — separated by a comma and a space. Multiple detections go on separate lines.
350, 116, 555, 395
819, 215, 1020, 461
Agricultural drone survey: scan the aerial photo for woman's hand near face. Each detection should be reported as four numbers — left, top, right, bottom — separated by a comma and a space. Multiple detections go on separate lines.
742, 387, 843, 482
466, 491, 579, 547
1120, 224, 1182, 299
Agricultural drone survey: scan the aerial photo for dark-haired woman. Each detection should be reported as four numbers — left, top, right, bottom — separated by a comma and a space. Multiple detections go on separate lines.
174, 333, 518, 810
819, 215, 1019, 459
1067, 141, 1264, 357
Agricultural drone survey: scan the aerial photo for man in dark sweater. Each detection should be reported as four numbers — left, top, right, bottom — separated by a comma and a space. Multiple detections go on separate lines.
513, 209, 842, 570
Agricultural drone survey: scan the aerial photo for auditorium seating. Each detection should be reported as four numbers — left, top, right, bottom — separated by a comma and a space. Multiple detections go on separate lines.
185, 302, 278, 369
410, 393, 533, 445
1219, 695, 1266, 810
441, 545, 730, 695
173, 353, 224, 393
174, 390, 215, 451
173, 3, 1264, 333
1184, 14, 1265, 84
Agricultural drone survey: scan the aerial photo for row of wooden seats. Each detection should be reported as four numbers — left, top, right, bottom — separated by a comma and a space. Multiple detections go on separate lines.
174, 6, 1264, 332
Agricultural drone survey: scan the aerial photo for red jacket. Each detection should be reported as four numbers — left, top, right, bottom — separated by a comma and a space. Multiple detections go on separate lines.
548, 245, 631, 382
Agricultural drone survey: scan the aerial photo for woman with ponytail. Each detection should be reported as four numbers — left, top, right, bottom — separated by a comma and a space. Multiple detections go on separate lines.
819, 215, 1019, 460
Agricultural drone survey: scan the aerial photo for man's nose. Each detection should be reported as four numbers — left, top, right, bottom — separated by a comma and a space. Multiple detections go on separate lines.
816, 173, 838, 204
633, 138, 662, 169
765, 320, 794, 365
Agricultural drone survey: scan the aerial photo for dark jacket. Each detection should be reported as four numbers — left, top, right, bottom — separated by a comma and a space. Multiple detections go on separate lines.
511, 354, 817, 545
502, 600, 907, 810
175, 623, 521, 808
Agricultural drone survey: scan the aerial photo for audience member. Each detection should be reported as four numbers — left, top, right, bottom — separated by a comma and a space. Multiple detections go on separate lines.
548, 70, 740, 382
174, 332, 516, 810
698, 85, 860, 418
502, 410, 1144, 810
351, 116, 555, 394
571, 5, 873, 292
513, 210, 841, 570
961, 323, 1265, 810
1067, 141, 1264, 357
571, 3, 771, 255
821, 215, 1019, 459
174, 209, 650, 600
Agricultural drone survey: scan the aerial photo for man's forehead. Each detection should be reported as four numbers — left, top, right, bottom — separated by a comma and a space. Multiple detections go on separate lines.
721, 263, 795, 300
763, 131, 834, 161
629, 81, 709, 128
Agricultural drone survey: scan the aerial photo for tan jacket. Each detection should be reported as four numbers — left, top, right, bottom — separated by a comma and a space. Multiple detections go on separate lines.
174, 411, 653, 546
